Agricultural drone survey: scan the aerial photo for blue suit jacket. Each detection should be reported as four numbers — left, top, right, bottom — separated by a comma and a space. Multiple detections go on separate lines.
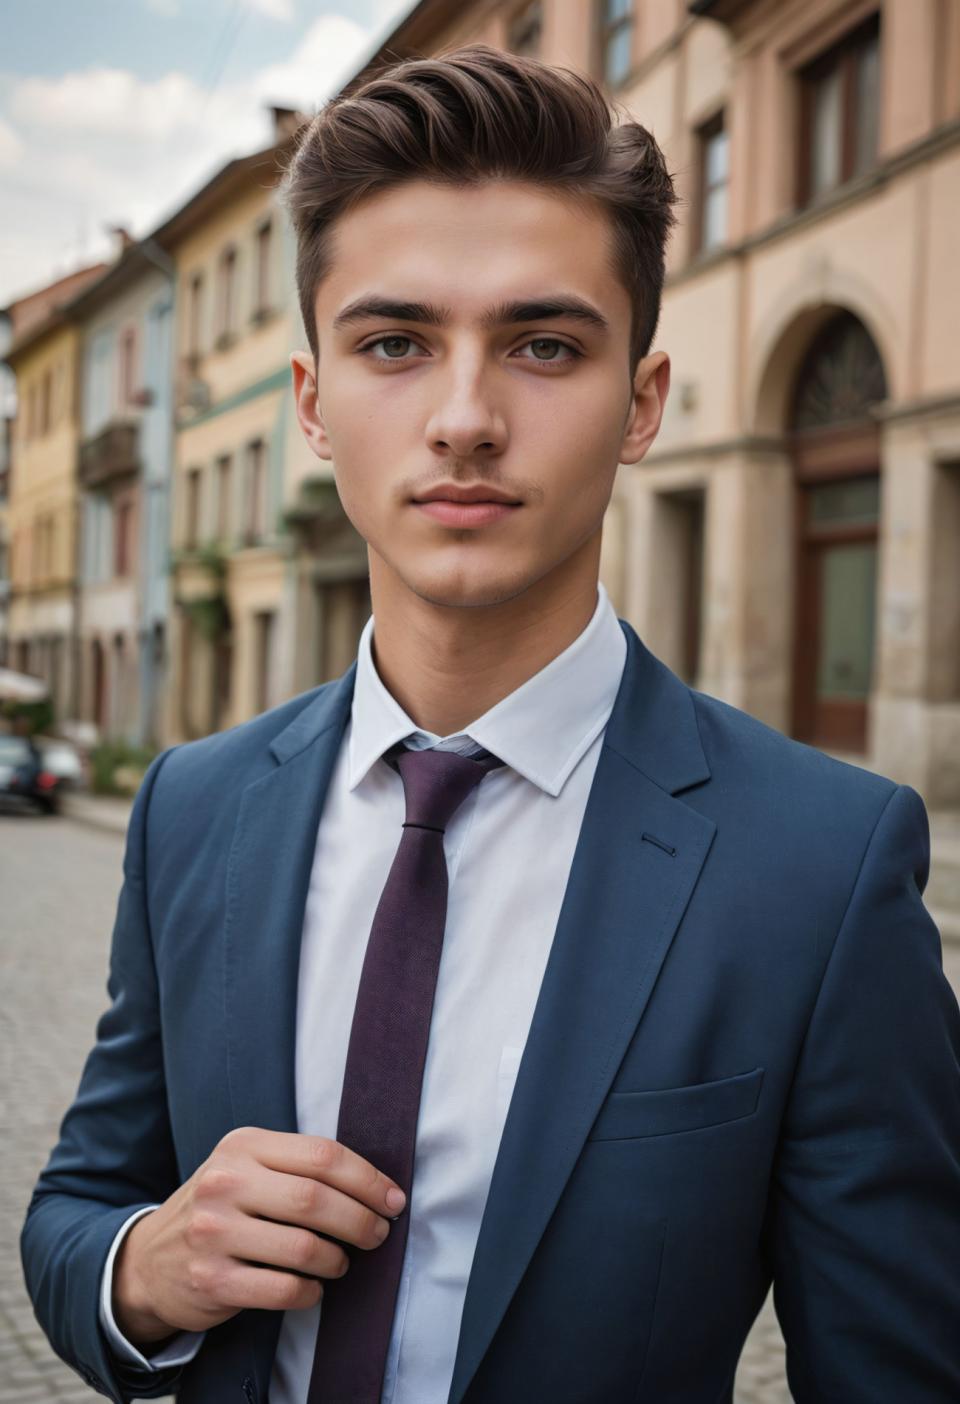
21, 620, 960, 1402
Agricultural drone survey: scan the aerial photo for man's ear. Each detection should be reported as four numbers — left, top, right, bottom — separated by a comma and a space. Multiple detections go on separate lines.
291, 349, 333, 462
619, 351, 670, 466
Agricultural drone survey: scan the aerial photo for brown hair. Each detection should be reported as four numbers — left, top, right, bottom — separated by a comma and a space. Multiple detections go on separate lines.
281, 42, 678, 371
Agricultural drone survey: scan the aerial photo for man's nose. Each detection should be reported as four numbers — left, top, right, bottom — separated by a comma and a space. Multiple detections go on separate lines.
424, 354, 507, 458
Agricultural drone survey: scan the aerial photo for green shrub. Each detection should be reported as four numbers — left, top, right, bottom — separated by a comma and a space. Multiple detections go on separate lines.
0, 698, 54, 736
90, 741, 157, 796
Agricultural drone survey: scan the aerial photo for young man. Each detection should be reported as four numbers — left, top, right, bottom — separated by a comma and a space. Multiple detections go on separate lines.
22, 44, 960, 1404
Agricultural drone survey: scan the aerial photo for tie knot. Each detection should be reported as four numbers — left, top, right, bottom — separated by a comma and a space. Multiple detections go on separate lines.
392, 744, 500, 832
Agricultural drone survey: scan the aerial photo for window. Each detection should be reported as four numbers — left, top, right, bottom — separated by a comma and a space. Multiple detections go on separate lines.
53, 362, 66, 425
40, 370, 53, 435
185, 467, 202, 549
508, 1, 542, 57
695, 111, 728, 255
930, 461, 960, 703
119, 327, 137, 405
113, 632, 126, 734
114, 497, 133, 576
799, 13, 881, 205
89, 329, 113, 427
0, 415, 10, 498
598, 0, 634, 88
245, 439, 267, 543
254, 221, 272, 318
216, 453, 233, 540
216, 246, 238, 344
37, 516, 50, 579
187, 271, 204, 359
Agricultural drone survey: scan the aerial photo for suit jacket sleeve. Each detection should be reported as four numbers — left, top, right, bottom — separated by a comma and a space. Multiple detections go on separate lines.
770, 782, 960, 1402
20, 747, 191, 1403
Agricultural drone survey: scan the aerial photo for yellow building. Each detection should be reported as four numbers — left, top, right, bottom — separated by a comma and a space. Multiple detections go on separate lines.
3, 264, 106, 719
161, 110, 369, 743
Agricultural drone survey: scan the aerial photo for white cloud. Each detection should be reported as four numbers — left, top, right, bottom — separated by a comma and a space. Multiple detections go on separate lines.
145, 0, 294, 17
0, 115, 22, 166
252, 14, 371, 111
247, 0, 295, 21
10, 68, 243, 140
0, 7, 422, 304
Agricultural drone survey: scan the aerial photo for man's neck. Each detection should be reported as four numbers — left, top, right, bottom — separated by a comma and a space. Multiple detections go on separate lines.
368, 542, 602, 738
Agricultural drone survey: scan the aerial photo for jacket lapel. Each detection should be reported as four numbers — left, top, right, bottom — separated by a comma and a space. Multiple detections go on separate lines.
223, 664, 357, 1138
447, 622, 717, 1404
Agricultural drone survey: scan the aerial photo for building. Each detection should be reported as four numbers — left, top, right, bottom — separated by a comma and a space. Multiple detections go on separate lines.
68, 237, 176, 747
347, 0, 960, 805
2, 263, 108, 717
161, 109, 369, 744
6, 1, 955, 797
0, 333, 12, 661
627, 0, 960, 808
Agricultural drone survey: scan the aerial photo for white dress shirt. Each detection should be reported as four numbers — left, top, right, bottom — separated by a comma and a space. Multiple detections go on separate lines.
99, 581, 627, 1403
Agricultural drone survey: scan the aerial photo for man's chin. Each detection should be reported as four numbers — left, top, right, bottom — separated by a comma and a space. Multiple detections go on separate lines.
397, 565, 543, 612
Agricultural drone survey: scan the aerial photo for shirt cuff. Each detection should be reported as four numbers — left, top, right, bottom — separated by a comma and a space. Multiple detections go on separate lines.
98, 1204, 206, 1370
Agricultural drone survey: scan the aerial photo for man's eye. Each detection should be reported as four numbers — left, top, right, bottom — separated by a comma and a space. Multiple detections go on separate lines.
515, 338, 580, 365
361, 335, 419, 360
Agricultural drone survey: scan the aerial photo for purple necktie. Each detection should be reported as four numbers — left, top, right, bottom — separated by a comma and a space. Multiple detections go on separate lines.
307, 739, 503, 1404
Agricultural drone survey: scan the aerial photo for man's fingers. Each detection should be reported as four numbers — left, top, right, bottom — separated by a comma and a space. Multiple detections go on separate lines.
220, 1127, 406, 1218
216, 1260, 325, 1315
187, 1207, 355, 1279
234, 1165, 393, 1251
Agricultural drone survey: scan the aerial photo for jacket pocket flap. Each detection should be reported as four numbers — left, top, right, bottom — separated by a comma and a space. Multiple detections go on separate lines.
587, 1065, 765, 1142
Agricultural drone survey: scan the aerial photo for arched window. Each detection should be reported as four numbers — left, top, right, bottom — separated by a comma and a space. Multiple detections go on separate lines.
792, 311, 886, 431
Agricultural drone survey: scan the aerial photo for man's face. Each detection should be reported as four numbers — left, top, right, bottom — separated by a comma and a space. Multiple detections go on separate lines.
292, 178, 668, 610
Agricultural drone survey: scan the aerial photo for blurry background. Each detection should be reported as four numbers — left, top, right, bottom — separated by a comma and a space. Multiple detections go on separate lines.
1, 2, 959, 1400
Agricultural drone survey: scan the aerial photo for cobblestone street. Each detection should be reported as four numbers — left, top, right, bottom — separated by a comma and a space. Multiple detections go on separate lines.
3, 807, 959, 1402
0, 809, 168, 1403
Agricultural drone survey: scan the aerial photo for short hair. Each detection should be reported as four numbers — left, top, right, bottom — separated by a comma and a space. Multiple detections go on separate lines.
281, 42, 678, 372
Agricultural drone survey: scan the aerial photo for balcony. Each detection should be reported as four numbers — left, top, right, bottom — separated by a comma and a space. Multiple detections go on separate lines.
282, 475, 365, 557
79, 419, 140, 489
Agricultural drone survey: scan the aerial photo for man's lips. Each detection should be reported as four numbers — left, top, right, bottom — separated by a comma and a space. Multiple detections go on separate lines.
413, 499, 521, 528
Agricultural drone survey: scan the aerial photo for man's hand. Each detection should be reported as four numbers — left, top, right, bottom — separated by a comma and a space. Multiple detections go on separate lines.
112, 1127, 407, 1348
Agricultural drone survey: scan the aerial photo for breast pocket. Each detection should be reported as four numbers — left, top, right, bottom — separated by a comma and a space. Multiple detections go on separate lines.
586, 1066, 764, 1142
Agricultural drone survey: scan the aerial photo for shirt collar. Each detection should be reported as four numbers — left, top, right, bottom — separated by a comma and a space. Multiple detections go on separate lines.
347, 581, 627, 797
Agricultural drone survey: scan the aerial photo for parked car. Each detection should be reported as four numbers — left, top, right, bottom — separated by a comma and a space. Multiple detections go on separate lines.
0, 734, 63, 814
36, 736, 87, 791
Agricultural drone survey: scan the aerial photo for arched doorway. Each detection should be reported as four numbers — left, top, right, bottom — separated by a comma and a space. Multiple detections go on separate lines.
789, 311, 887, 752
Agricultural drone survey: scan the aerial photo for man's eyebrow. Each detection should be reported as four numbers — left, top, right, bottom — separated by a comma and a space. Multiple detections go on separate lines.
332, 294, 610, 335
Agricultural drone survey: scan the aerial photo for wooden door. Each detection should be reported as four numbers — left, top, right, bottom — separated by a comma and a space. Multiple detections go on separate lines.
788, 312, 887, 754
793, 474, 879, 750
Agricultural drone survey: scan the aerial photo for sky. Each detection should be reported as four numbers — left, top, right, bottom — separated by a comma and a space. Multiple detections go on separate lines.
0, 0, 417, 306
